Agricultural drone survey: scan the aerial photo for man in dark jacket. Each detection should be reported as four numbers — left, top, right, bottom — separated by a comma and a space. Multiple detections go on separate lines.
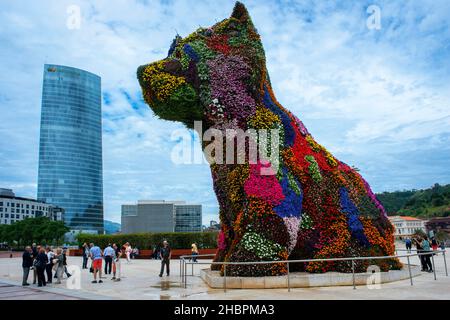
159, 241, 171, 277
22, 246, 33, 286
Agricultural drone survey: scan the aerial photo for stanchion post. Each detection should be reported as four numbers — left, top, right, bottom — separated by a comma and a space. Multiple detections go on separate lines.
184, 261, 187, 289
224, 264, 227, 293
406, 255, 413, 286
287, 262, 290, 292
352, 260, 356, 290
443, 250, 448, 277
431, 253, 436, 280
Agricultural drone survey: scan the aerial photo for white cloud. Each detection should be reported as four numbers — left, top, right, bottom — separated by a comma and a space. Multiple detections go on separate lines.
0, 0, 449, 225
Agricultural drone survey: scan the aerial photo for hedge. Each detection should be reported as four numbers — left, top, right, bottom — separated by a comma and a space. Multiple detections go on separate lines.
76, 231, 219, 249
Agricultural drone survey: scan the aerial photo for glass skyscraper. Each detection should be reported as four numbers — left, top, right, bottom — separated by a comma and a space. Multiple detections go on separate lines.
37, 64, 104, 234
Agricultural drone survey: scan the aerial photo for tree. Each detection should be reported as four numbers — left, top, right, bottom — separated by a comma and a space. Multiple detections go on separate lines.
435, 230, 449, 242
0, 217, 69, 248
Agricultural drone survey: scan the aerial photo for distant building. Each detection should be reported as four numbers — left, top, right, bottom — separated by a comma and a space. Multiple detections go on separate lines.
426, 217, 450, 238
203, 220, 220, 232
37, 64, 104, 234
121, 200, 202, 234
0, 188, 64, 225
388, 215, 427, 239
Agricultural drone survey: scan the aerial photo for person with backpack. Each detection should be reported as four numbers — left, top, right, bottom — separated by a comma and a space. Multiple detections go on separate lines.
405, 238, 412, 253
159, 241, 171, 277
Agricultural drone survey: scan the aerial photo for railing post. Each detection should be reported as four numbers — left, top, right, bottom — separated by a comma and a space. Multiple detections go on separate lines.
406, 255, 413, 286
224, 264, 227, 293
443, 250, 448, 277
184, 261, 187, 289
287, 262, 290, 292
352, 260, 356, 290
431, 253, 436, 280
192, 261, 194, 276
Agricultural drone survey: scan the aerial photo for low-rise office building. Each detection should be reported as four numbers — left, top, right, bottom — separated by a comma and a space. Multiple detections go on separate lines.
121, 200, 202, 234
0, 188, 64, 225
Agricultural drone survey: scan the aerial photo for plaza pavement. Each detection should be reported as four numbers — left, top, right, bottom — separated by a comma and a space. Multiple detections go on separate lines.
0, 249, 449, 300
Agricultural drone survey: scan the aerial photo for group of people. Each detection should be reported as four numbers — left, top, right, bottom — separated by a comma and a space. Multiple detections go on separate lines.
406, 236, 446, 273
21, 240, 200, 286
81, 242, 124, 283
22, 243, 71, 287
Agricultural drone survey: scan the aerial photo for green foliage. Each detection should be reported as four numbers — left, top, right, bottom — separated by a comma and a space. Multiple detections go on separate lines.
76, 231, 218, 249
152, 84, 202, 128
435, 230, 449, 242
377, 183, 450, 218
412, 229, 427, 238
0, 217, 69, 247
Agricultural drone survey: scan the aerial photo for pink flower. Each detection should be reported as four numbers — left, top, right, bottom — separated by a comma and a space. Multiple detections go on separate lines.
244, 161, 285, 206
218, 230, 227, 250
283, 216, 300, 252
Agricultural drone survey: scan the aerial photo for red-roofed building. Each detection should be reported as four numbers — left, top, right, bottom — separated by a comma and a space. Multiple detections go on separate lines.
388, 215, 427, 239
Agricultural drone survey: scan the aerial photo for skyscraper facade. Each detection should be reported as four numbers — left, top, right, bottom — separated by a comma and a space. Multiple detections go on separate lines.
37, 64, 104, 234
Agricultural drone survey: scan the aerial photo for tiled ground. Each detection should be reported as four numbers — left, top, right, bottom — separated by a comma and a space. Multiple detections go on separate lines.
0, 246, 449, 300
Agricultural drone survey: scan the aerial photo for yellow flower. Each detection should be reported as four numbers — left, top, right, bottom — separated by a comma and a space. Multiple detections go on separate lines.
247, 106, 280, 129
142, 61, 186, 101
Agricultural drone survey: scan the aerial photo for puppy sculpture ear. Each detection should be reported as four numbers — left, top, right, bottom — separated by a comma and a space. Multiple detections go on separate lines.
231, 1, 257, 32
231, 1, 250, 22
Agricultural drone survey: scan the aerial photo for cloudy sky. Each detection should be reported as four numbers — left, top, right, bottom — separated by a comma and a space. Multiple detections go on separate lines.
0, 0, 449, 224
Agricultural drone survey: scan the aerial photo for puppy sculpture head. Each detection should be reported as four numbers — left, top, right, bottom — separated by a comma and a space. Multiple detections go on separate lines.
137, 2, 265, 129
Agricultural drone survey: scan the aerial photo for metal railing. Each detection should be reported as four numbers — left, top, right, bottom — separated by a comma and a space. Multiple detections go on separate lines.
179, 249, 448, 292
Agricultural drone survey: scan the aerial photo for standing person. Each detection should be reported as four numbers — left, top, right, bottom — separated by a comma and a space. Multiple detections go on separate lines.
61, 248, 72, 278
422, 236, 433, 273
405, 238, 412, 253
22, 246, 33, 286
125, 242, 132, 263
45, 247, 55, 284
89, 243, 103, 283
53, 248, 65, 284
440, 240, 446, 251
103, 244, 114, 275
31, 243, 38, 285
413, 237, 427, 271
191, 243, 199, 263
111, 243, 122, 281
35, 248, 48, 287
431, 237, 438, 251
82, 243, 90, 269
159, 241, 171, 277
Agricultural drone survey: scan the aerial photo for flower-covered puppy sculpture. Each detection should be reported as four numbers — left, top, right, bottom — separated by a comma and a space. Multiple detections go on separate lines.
137, 2, 400, 276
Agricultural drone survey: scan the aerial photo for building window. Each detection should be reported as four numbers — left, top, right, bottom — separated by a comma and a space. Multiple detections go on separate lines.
0, 202, 3, 206
11, 203, 15, 207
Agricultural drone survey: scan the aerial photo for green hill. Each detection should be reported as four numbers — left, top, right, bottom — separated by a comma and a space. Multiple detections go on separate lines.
376, 183, 450, 218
